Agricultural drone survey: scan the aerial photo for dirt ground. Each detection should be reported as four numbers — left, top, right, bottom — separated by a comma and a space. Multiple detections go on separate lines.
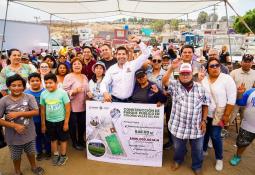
0, 125, 254, 175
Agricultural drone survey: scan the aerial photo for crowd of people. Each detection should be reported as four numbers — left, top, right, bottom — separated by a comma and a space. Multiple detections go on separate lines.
0, 35, 255, 175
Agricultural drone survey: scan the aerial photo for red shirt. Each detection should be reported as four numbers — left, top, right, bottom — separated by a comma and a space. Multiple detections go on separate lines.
81, 59, 96, 81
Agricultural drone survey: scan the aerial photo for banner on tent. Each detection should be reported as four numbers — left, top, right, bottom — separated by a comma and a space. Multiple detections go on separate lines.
86, 101, 164, 167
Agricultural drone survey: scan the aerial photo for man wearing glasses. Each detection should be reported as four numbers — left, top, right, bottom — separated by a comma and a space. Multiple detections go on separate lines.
145, 55, 166, 90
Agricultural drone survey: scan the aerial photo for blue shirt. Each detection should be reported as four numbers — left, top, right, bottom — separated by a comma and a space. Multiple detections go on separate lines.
146, 66, 166, 90
25, 88, 45, 123
236, 88, 255, 133
64, 61, 71, 70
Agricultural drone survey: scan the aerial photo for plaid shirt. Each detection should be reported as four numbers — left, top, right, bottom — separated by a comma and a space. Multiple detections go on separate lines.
167, 80, 210, 139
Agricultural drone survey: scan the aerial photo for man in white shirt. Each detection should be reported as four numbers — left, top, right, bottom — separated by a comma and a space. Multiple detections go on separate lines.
230, 54, 255, 124
102, 35, 150, 102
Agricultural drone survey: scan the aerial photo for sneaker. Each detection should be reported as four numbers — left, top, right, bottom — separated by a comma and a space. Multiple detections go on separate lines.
230, 155, 241, 166
45, 152, 51, 160
36, 153, 43, 161
57, 155, 68, 166
215, 159, 223, 171
52, 155, 59, 166
163, 141, 173, 150
208, 139, 213, 148
221, 129, 229, 138
203, 151, 208, 156
31, 167, 44, 175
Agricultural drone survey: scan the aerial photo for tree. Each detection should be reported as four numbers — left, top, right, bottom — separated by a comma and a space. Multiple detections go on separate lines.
133, 17, 138, 23
150, 20, 165, 33
209, 13, 218, 22
128, 18, 134, 23
197, 11, 209, 24
233, 9, 255, 34
137, 18, 145, 24
229, 15, 236, 22
170, 19, 179, 30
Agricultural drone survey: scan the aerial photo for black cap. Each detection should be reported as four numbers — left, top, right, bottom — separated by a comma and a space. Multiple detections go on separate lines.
162, 54, 170, 60
135, 69, 146, 78
242, 54, 254, 61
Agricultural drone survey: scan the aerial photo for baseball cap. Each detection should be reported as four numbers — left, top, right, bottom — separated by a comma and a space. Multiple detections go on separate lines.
179, 63, 192, 73
162, 54, 170, 60
92, 61, 106, 73
135, 69, 146, 78
242, 54, 254, 61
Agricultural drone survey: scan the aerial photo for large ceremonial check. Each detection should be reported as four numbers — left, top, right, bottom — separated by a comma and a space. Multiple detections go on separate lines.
86, 101, 164, 167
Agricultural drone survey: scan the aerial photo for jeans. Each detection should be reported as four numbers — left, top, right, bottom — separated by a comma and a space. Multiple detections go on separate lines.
69, 111, 86, 145
203, 117, 223, 160
34, 122, 51, 154
172, 134, 204, 171
165, 103, 173, 145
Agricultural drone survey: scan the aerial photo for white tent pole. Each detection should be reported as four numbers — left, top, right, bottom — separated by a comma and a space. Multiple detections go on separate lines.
48, 14, 52, 51
1, 0, 10, 52
224, 0, 232, 62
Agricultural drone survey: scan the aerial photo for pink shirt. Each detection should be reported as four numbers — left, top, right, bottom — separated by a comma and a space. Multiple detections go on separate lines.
63, 73, 89, 112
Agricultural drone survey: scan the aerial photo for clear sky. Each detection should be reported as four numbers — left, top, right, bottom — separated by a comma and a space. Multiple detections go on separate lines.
0, 0, 254, 22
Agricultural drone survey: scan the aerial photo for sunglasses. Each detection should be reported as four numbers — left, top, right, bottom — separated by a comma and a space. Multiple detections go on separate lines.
209, 64, 220, 69
152, 59, 162, 64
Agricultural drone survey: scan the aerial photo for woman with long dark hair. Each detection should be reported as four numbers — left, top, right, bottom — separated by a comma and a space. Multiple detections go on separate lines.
55, 63, 69, 89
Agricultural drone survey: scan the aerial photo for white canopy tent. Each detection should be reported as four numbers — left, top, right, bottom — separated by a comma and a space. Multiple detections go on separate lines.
1, 0, 253, 52
9, 0, 223, 21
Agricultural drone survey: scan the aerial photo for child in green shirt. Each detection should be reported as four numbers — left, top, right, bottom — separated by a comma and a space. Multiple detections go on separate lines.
40, 73, 70, 166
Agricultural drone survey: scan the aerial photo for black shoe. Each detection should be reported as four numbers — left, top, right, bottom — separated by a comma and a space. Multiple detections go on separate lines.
72, 144, 84, 151
36, 153, 43, 161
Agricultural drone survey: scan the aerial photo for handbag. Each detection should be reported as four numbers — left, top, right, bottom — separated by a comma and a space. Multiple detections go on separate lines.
0, 126, 7, 148
209, 82, 225, 127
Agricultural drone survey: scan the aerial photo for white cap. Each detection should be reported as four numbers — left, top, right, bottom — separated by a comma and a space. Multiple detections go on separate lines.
179, 63, 192, 73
